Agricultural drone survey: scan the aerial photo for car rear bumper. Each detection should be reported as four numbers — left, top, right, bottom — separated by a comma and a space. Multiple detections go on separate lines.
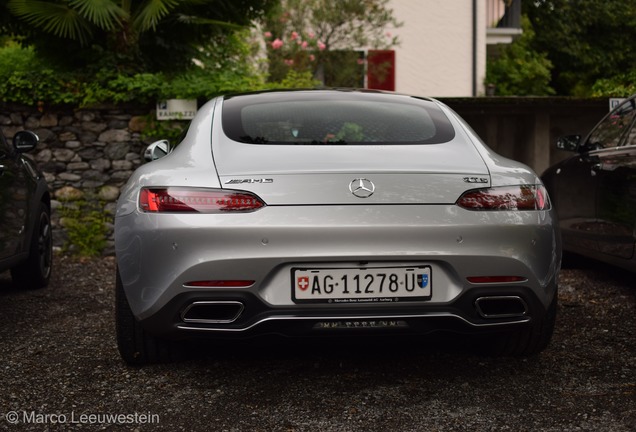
135, 283, 555, 340
115, 204, 561, 338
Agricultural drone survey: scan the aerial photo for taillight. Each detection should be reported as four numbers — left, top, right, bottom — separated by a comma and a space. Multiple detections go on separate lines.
456, 185, 550, 211
139, 188, 265, 213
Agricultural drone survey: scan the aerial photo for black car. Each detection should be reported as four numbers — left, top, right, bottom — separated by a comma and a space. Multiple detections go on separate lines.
0, 129, 52, 288
542, 95, 636, 272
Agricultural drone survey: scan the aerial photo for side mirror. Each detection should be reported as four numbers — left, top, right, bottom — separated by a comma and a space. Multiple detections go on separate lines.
144, 140, 171, 162
556, 135, 581, 152
13, 130, 39, 153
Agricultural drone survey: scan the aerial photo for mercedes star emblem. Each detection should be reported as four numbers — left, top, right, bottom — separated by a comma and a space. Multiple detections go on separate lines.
349, 178, 375, 198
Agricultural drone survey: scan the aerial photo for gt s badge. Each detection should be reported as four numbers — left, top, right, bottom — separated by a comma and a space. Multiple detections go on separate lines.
463, 177, 489, 184
225, 178, 274, 184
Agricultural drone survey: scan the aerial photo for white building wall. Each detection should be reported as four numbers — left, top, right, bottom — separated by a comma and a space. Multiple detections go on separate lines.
387, 0, 486, 97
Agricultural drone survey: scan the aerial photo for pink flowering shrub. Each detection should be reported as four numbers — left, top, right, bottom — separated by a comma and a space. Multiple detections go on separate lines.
264, 28, 327, 78
271, 38, 284, 49
260, 0, 400, 86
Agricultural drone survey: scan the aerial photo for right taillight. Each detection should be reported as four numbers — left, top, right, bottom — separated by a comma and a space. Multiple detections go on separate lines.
139, 187, 265, 213
456, 185, 550, 211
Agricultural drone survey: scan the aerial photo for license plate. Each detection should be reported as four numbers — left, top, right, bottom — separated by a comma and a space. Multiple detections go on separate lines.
292, 266, 432, 304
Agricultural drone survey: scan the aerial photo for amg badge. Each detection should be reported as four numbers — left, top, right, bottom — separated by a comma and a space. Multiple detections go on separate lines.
225, 178, 274, 184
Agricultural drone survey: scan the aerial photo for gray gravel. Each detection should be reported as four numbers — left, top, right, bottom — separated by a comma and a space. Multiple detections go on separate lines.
1, 254, 634, 431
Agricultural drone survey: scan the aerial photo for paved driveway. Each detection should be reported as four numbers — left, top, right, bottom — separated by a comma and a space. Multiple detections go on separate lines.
1, 255, 634, 431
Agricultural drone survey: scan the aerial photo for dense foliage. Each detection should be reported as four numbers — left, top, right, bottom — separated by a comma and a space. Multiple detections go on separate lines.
2, 0, 276, 74
0, 0, 327, 106
591, 72, 636, 97
486, 17, 554, 96
0, 30, 318, 107
0, 0, 400, 106
0, 43, 226, 105
524, 0, 636, 96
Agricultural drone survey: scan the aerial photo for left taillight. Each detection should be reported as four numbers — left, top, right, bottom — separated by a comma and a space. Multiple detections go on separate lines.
456, 185, 550, 211
139, 187, 265, 213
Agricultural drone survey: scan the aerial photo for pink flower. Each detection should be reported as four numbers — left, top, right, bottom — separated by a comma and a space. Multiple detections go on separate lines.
284, 59, 294, 66
271, 38, 284, 49
264, 31, 272, 38
308, 32, 315, 39
317, 41, 326, 51
309, 54, 315, 61
301, 41, 308, 49
357, 58, 365, 65
385, 31, 392, 38
290, 31, 299, 40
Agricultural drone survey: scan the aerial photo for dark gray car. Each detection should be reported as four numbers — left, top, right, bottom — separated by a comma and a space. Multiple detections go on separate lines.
0, 129, 52, 288
542, 94, 636, 272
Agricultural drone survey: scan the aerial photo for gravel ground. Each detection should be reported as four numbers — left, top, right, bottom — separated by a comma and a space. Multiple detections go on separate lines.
0, 254, 634, 431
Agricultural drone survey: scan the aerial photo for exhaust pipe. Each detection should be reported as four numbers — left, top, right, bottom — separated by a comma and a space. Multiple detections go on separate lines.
181, 301, 244, 324
475, 296, 528, 319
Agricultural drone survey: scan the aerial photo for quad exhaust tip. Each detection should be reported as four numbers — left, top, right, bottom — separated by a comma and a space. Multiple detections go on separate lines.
475, 296, 528, 319
181, 301, 244, 324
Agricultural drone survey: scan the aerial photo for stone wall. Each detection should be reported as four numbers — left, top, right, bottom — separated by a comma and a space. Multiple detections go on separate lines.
0, 103, 154, 255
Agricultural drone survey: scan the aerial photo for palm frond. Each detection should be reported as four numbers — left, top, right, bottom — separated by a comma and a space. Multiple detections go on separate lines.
7, 0, 93, 44
175, 14, 244, 30
133, 0, 180, 31
68, 0, 127, 31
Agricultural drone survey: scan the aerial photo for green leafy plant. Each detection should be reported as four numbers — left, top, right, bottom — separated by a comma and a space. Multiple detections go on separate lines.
142, 115, 189, 144
485, 16, 554, 96
0, 43, 82, 105
59, 197, 109, 257
267, 70, 320, 89
81, 71, 165, 105
591, 71, 636, 97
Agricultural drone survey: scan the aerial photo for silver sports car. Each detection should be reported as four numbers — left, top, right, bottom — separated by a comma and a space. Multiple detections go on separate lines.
115, 89, 561, 365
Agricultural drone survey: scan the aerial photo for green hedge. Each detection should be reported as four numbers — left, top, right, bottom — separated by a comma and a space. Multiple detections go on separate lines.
0, 43, 319, 107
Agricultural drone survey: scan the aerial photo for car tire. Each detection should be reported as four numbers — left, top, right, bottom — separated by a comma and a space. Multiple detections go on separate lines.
115, 267, 185, 365
481, 288, 557, 357
10, 202, 52, 289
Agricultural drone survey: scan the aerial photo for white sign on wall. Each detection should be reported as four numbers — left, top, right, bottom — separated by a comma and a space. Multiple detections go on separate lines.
609, 98, 626, 111
156, 99, 197, 120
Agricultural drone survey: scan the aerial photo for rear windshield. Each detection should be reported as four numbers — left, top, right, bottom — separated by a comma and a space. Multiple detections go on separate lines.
222, 92, 455, 145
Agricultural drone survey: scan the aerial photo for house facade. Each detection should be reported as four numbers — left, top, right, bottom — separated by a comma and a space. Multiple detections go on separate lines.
368, 0, 521, 97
